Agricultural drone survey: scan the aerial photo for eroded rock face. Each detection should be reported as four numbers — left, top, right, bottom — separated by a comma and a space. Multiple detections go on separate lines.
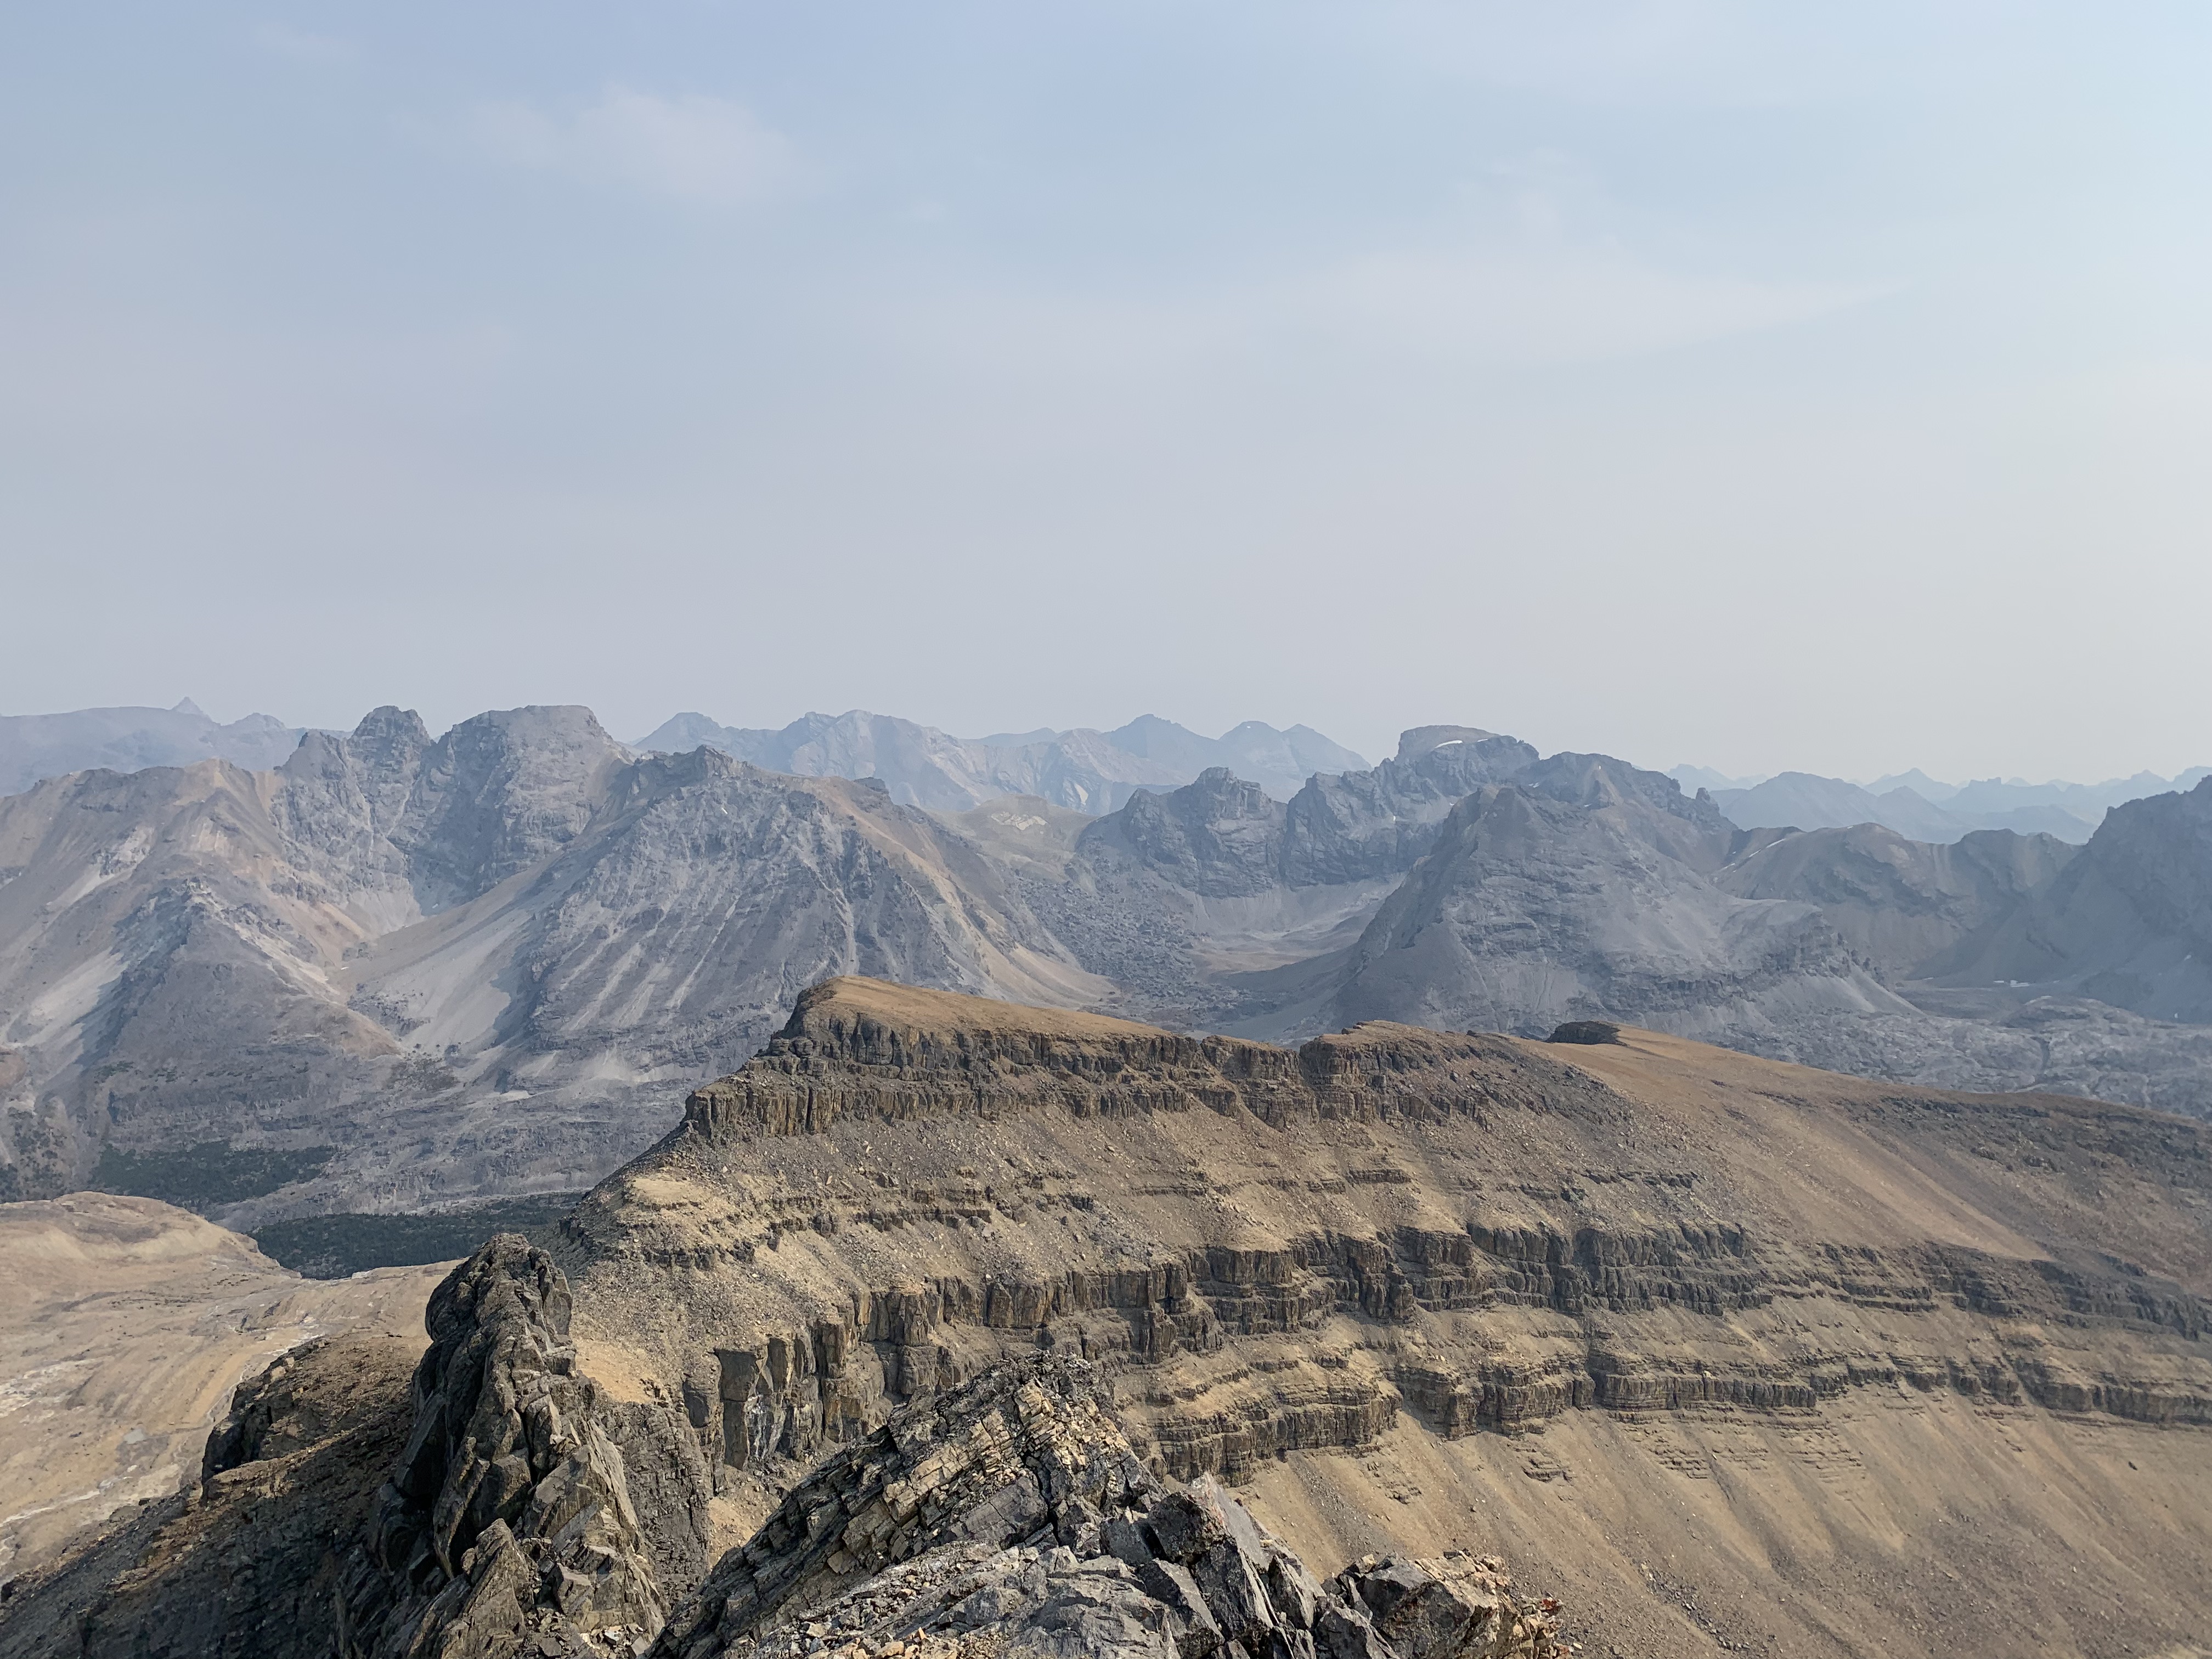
0, 716, 1085, 1217
1713, 822, 2075, 982
1950, 776, 2212, 1024
681, 978, 1628, 1145
1322, 785, 1896, 1045
651, 1355, 1558, 1659
570, 978, 2212, 1505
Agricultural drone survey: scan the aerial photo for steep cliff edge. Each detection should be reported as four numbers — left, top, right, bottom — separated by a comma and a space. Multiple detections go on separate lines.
557, 977, 2212, 1657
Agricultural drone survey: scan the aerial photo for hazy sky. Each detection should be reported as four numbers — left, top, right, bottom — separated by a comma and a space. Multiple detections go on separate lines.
4, 3, 2207, 780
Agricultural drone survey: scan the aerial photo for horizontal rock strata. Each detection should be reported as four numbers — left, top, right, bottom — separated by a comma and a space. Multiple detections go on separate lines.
565, 979, 2212, 1498
681, 980, 1632, 1139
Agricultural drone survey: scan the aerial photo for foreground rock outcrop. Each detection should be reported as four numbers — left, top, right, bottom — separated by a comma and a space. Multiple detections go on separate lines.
0, 1194, 447, 1584
651, 1349, 1556, 1659
0, 1238, 1559, 1659
337, 1236, 709, 1658
0, 1235, 717, 1659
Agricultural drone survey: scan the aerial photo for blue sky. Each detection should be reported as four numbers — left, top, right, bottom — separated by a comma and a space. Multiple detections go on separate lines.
3, 3, 2207, 778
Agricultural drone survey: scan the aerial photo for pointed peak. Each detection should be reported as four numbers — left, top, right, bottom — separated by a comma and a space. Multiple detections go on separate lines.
171, 697, 206, 718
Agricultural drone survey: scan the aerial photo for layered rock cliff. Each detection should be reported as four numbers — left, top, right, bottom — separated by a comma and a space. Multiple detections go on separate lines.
544, 977, 2212, 1656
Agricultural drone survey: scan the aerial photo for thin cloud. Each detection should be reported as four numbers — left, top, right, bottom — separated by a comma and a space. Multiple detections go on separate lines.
1296, 248, 1880, 363
470, 87, 804, 207
251, 22, 356, 64
871, 246, 1880, 381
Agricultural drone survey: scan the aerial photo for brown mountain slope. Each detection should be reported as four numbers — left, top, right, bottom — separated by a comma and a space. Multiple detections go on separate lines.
0, 1194, 447, 1582
549, 977, 2212, 1659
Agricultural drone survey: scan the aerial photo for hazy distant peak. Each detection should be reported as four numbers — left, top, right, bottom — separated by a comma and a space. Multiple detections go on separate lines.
439, 703, 617, 747
1395, 724, 1502, 763
0, 701, 311, 796
1669, 763, 1770, 793
630, 707, 1366, 811
975, 727, 1059, 747
1865, 768, 1959, 802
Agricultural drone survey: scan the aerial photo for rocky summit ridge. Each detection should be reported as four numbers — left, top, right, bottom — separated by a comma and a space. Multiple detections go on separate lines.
1, 1232, 1560, 1659
8, 977, 2212, 1656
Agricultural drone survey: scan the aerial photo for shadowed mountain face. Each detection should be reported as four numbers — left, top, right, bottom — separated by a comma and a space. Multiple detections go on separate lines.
1940, 776, 2212, 1023
1713, 822, 2078, 981
4, 707, 2211, 1226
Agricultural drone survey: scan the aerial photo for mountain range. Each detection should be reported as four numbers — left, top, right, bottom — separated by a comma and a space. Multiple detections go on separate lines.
2, 703, 2210, 1234
634, 710, 1369, 811
1674, 763, 2212, 844
13, 700, 2197, 842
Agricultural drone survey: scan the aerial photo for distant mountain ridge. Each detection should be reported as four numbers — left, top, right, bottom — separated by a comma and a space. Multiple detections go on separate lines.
4, 701, 2210, 1232
633, 708, 1368, 811
1676, 763, 2211, 845
7, 701, 2198, 836
0, 699, 308, 795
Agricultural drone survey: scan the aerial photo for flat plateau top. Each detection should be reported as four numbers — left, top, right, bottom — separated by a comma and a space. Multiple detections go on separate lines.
795, 975, 1199, 1044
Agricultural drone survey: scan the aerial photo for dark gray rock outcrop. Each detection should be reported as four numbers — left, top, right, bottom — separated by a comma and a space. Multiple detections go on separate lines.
340, 1237, 712, 1658
650, 1353, 1559, 1659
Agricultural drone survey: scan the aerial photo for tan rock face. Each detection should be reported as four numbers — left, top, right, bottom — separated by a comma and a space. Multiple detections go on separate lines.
679, 978, 1633, 1142
560, 977, 2212, 1657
